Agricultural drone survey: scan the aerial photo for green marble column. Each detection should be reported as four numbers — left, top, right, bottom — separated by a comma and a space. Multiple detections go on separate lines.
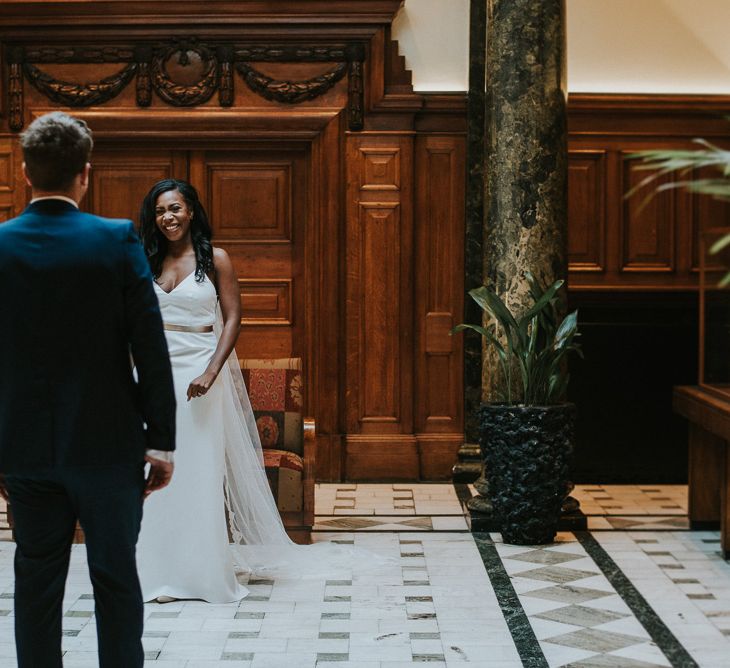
483, 0, 568, 401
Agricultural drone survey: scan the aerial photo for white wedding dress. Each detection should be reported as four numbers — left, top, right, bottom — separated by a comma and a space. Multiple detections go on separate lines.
136, 270, 382, 603
136, 272, 250, 602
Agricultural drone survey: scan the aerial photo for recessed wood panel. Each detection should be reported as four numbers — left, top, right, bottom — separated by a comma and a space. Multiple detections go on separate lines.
360, 202, 400, 422
568, 150, 606, 272
0, 205, 13, 223
345, 436, 419, 481
346, 134, 415, 460
415, 136, 464, 438
84, 151, 185, 222
425, 312, 453, 354
359, 147, 400, 191
691, 169, 730, 272
0, 152, 13, 193
209, 164, 291, 243
621, 156, 676, 273
418, 435, 464, 481
424, 354, 454, 419
239, 278, 292, 326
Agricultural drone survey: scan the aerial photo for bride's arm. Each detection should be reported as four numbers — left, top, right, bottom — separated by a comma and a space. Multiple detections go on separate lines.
186, 247, 241, 401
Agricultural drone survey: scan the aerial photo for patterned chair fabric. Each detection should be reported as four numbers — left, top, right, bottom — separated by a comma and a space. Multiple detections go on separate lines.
240, 358, 305, 513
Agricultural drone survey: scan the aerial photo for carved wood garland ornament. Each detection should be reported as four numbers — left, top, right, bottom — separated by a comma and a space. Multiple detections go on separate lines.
23, 62, 137, 108
235, 61, 347, 105
6, 41, 366, 132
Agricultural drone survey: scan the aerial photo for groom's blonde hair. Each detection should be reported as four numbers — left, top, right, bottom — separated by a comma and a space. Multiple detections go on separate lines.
21, 112, 93, 191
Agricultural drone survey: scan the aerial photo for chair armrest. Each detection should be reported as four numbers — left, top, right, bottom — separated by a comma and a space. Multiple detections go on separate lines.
303, 417, 316, 526
304, 417, 316, 444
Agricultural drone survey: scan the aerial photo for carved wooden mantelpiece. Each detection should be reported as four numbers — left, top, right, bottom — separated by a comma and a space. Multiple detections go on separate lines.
6, 41, 367, 132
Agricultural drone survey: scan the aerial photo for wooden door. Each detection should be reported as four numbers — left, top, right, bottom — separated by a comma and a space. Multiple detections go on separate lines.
190, 147, 307, 361
76, 136, 349, 485
83, 148, 188, 221
84, 144, 307, 363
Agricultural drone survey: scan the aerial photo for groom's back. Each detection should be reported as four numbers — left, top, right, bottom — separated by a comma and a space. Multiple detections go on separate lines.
0, 202, 148, 472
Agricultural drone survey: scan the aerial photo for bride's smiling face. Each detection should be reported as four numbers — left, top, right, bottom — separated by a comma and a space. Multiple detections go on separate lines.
155, 189, 193, 243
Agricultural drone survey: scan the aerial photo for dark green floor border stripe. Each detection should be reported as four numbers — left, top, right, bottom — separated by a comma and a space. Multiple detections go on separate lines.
472, 533, 549, 668
575, 531, 699, 668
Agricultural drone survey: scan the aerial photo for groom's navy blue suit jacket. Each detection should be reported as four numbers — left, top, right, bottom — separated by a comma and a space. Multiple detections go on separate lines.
0, 199, 176, 474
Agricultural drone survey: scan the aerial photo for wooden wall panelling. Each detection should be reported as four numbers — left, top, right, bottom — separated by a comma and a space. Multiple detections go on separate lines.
0, 43, 4, 120
83, 149, 188, 221
690, 168, 730, 274
568, 95, 730, 291
365, 28, 387, 113
620, 151, 677, 275
0, 4, 466, 483
345, 133, 417, 480
603, 148, 623, 289
568, 150, 607, 274
0, 137, 19, 222
414, 134, 465, 480
568, 94, 730, 139
307, 113, 345, 482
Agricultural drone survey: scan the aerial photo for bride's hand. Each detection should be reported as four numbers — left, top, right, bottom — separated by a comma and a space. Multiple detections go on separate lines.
187, 370, 218, 401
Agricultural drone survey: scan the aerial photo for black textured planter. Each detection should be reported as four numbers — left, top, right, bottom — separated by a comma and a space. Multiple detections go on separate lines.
479, 403, 575, 545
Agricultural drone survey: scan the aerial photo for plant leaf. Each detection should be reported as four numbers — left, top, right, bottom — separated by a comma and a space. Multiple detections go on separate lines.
451, 323, 490, 337
709, 233, 730, 255
719, 272, 730, 288
554, 310, 579, 349
467, 286, 491, 313
522, 280, 564, 322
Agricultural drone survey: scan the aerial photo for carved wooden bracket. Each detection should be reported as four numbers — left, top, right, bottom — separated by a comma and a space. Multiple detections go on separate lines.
134, 46, 153, 107
5, 40, 366, 131
217, 46, 235, 108
8, 47, 24, 132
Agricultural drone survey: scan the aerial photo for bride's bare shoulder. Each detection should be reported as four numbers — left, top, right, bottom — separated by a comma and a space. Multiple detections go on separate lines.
212, 246, 232, 266
211, 247, 235, 287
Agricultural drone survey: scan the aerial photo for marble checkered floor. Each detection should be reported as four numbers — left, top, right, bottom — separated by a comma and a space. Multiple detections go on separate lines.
0, 484, 729, 666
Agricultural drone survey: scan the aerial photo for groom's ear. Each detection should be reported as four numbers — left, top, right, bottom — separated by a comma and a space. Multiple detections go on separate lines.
79, 162, 91, 188
21, 162, 33, 188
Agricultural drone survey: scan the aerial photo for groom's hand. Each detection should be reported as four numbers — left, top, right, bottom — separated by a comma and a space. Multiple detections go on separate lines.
144, 455, 174, 498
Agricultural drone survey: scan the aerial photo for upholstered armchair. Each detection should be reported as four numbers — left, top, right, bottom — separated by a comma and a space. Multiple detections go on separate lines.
239, 357, 315, 544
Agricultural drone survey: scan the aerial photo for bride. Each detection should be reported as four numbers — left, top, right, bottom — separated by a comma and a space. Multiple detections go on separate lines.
135, 178, 296, 603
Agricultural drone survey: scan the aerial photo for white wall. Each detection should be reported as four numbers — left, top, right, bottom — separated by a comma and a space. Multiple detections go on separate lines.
391, 0, 730, 94
391, 0, 470, 91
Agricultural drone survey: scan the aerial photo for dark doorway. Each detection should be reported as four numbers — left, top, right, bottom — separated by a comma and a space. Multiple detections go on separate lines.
568, 292, 698, 483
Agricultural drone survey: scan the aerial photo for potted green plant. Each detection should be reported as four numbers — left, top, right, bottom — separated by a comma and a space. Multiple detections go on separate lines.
453, 273, 582, 544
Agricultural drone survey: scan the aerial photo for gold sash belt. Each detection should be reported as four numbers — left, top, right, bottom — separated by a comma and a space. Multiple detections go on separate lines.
163, 323, 214, 333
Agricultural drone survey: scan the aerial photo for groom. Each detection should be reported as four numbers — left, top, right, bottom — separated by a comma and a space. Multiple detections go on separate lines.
0, 112, 176, 667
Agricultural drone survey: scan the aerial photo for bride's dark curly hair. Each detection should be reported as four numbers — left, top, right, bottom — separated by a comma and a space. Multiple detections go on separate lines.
139, 179, 214, 282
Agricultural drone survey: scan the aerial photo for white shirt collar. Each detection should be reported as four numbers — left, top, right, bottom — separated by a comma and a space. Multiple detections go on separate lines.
30, 195, 79, 209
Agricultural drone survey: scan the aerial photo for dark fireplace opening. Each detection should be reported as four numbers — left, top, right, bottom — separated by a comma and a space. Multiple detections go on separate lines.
568, 291, 698, 484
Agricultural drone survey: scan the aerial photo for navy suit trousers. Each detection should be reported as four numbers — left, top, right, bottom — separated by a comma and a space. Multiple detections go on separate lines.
7, 465, 146, 668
